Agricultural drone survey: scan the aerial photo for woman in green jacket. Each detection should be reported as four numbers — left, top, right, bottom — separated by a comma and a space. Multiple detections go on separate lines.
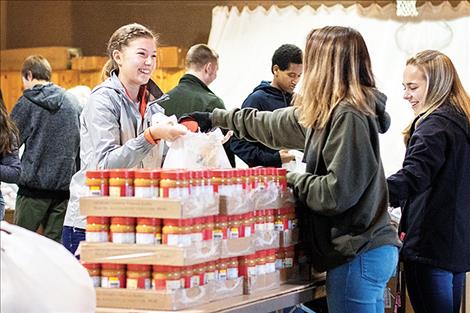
184, 26, 401, 313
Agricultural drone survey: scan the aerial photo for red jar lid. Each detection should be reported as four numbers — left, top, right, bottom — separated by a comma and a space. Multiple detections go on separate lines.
87, 216, 110, 224
111, 217, 135, 225
102, 263, 125, 270
109, 169, 134, 179
189, 169, 204, 179
205, 215, 214, 223
210, 169, 233, 178
163, 219, 183, 226
276, 168, 287, 176
82, 262, 100, 270
134, 169, 154, 179
236, 168, 247, 177
250, 167, 261, 176
161, 170, 189, 180
136, 218, 157, 226
243, 212, 253, 219
246, 253, 257, 260
151, 169, 162, 179
127, 264, 151, 271
86, 170, 110, 179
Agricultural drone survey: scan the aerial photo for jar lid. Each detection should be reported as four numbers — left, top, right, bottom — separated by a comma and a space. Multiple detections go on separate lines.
102, 263, 125, 269
189, 169, 204, 179
87, 216, 110, 224
163, 218, 183, 226
111, 217, 136, 225
109, 169, 134, 179
136, 217, 157, 226
161, 169, 189, 180
250, 167, 261, 176
134, 169, 154, 179
82, 262, 100, 269
216, 215, 228, 222
276, 168, 287, 176
236, 168, 247, 176
86, 169, 110, 179
127, 264, 151, 271
210, 169, 233, 178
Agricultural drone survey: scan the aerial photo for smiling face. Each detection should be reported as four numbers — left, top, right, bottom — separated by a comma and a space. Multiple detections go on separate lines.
403, 64, 428, 114
113, 37, 157, 91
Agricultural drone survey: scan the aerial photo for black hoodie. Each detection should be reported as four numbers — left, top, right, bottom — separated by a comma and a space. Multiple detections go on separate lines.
230, 81, 292, 167
11, 83, 81, 199
388, 104, 470, 272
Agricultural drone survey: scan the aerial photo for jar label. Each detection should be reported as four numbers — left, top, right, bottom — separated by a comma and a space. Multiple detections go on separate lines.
213, 229, 223, 240
166, 279, 182, 291
112, 232, 135, 244
274, 221, 284, 231
265, 222, 275, 231
204, 272, 216, 284
89, 186, 102, 196
165, 234, 180, 246
127, 277, 151, 289
191, 233, 204, 243
218, 269, 227, 281
227, 268, 238, 280
275, 258, 284, 270
136, 233, 155, 245
265, 262, 276, 274
86, 231, 108, 242
91, 276, 101, 287
244, 226, 252, 237
155, 233, 162, 245
228, 227, 239, 239
101, 276, 121, 288
284, 257, 294, 268
135, 187, 157, 198
256, 264, 266, 276
190, 275, 200, 288
247, 266, 257, 277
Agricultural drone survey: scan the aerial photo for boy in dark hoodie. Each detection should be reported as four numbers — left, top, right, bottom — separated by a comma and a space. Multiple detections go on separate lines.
230, 44, 302, 167
11, 55, 81, 242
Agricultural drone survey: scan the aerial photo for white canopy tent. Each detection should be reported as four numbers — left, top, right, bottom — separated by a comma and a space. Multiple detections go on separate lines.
208, 2, 470, 175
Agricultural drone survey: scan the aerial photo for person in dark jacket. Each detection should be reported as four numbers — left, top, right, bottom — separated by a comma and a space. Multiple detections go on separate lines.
10, 55, 81, 242
230, 44, 302, 167
183, 26, 401, 313
387, 50, 470, 313
160, 44, 235, 167
0, 90, 21, 220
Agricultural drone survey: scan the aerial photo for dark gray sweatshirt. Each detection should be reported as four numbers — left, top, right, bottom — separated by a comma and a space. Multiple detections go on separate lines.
11, 83, 81, 199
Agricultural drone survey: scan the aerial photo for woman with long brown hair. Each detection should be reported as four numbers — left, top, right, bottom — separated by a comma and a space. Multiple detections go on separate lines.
0, 90, 21, 220
387, 50, 470, 313
184, 26, 401, 313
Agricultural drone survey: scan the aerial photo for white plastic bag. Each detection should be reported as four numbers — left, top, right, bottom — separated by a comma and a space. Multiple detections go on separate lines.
0, 221, 96, 313
163, 128, 231, 169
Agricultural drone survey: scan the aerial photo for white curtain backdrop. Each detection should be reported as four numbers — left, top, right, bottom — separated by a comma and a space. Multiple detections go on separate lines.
208, 2, 470, 175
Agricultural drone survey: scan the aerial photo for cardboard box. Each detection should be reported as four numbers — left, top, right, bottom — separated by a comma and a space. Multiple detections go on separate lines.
158, 46, 186, 69
95, 284, 212, 310
255, 230, 280, 250
71, 56, 108, 71
0, 46, 82, 71
209, 277, 244, 302
219, 195, 253, 215
220, 237, 255, 258
79, 196, 218, 219
243, 271, 280, 295
80, 241, 220, 266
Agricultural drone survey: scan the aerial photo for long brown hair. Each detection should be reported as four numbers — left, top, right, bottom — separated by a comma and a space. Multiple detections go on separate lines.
402, 50, 470, 143
294, 26, 376, 129
0, 90, 20, 155
100, 23, 158, 81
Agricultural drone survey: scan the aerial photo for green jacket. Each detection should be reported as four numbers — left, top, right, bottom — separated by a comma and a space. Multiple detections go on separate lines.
161, 74, 225, 118
212, 97, 401, 272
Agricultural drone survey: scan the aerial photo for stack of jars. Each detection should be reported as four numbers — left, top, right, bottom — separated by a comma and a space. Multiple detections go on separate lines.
83, 260, 241, 291
274, 207, 297, 232
238, 249, 277, 278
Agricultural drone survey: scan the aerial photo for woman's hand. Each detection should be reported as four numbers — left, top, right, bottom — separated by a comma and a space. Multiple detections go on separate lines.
149, 123, 188, 142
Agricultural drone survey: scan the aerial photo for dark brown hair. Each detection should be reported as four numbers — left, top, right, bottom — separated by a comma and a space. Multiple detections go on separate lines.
21, 55, 52, 81
0, 90, 20, 155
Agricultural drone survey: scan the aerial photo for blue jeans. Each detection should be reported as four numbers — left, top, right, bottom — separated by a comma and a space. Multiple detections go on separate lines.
404, 261, 465, 313
62, 225, 86, 258
326, 245, 398, 313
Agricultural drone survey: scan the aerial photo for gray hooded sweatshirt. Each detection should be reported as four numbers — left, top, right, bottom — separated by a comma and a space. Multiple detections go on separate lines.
11, 83, 81, 199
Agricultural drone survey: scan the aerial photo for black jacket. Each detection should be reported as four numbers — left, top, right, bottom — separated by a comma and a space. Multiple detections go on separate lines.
387, 104, 470, 272
230, 81, 292, 167
11, 83, 81, 199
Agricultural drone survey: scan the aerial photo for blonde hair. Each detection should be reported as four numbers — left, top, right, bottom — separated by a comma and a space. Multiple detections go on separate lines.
101, 23, 158, 81
294, 26, 376, 129
185, 44, 218, 71
403, 50, 470, 143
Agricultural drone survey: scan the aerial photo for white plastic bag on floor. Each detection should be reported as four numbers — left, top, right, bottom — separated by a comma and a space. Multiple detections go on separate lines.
163, 128, 231, 169
0, 221, 95, 313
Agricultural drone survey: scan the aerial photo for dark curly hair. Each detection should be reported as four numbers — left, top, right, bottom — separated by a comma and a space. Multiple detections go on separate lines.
271, 44, 302, 74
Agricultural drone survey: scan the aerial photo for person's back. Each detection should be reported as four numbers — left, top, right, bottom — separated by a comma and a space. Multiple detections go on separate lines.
230, 44, 302, 167
10, 55, 81, 242
161, 44, 234, 166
